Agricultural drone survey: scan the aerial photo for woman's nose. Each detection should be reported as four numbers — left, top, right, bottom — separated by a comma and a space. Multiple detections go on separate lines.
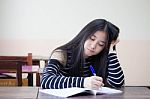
91, 42, 97, 49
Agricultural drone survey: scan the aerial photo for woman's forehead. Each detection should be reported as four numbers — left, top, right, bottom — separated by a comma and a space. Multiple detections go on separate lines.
92, 31, 107, 42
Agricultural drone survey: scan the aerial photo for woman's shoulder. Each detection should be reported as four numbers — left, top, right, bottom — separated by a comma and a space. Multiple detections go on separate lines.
50, 49, 67, 66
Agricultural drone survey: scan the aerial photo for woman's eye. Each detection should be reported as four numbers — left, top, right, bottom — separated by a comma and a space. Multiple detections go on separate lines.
90, 36, 95, 41
98, 43, 104, 46
98, 44, 103, 46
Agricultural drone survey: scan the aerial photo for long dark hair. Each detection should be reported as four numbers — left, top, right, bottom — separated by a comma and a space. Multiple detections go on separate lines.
54, 19, 119, 80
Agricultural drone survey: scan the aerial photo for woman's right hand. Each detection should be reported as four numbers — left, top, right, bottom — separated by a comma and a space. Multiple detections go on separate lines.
84, 76, 104, 90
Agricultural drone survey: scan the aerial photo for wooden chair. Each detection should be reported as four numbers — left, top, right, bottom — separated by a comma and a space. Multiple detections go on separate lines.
0, 53, 32, 65
32, 59, 48, 87
0, 61, 22, 86
0, 53, 32, 86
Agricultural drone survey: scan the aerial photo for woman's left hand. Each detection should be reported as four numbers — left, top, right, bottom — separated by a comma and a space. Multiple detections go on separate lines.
110, 39, 120, 51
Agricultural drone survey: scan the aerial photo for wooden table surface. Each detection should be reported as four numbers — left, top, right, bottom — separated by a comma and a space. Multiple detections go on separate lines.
0, 86, 38, 99
0, 86, 150, 99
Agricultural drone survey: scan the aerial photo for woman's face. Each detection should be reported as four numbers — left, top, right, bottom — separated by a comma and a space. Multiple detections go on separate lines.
84, 31, 107, 58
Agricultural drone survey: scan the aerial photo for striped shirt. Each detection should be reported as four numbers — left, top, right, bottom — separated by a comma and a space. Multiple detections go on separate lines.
41, 51, 124, 89
107, 52, 124, 87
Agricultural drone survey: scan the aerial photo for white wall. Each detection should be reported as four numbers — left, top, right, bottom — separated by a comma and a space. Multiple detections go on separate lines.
0, 0, 150, 86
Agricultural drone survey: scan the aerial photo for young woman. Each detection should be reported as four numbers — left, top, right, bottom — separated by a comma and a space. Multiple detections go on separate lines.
41, 19, 125, 89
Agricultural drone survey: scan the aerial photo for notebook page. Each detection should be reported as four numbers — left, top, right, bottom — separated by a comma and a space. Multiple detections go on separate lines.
97, 87, 122, 94
40, 87, 88, 97
39, 87, 122, 97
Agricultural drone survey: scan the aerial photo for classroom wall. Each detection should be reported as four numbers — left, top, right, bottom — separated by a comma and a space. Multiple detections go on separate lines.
0, 0, 150, 86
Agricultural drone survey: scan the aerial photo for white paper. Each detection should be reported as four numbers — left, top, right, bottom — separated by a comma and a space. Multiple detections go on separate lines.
39, 87, 122, 97
98, 87, 122, 94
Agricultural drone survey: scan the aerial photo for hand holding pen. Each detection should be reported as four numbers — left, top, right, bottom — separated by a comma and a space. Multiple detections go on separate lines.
84, 65, 104, 89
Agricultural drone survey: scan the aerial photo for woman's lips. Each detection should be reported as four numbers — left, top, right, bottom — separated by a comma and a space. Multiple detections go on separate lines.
87, 48, 94, 53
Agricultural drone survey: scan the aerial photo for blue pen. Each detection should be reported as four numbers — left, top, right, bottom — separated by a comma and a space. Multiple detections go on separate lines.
90, 65, 96, 76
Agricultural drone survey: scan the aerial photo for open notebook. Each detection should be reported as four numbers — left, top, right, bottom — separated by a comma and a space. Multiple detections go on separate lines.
39, 87, 122, 97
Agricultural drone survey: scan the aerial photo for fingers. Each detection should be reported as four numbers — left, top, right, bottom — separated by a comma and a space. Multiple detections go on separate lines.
92, 83, 104, 89
91, 76, 104, 89
111, 38, 120, 45
110, 39, 120, 51
84, 76, 104, 90
93, 76, 103, 82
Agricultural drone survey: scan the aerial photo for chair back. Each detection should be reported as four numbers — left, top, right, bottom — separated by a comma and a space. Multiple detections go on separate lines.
0, 53, 32, 86
0, 61, 22, 86
0, 53, 32, 66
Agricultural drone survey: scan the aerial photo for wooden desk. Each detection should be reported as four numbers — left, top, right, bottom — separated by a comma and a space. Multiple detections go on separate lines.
0, 87, 38, 99
0, 87, 150, 99
38, 87, 150, 99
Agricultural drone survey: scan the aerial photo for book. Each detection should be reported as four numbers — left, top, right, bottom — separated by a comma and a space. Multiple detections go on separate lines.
39, 87, 122, 97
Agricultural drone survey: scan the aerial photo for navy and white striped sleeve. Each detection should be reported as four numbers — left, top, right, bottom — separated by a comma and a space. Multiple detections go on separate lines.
41, 59, 84, 89
107, 51, 125, 88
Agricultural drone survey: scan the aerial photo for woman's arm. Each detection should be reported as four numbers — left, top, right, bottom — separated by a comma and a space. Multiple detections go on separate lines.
106, 39, 125, 88
40, 50, 85, 89
107, 51, 125, 88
